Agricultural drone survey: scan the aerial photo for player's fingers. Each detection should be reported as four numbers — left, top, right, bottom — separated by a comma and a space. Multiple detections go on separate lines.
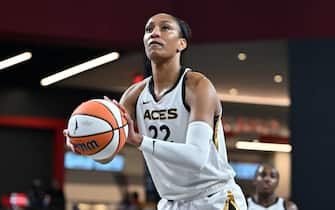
104, 96, 127, 118
104, 96, 124, 112
63, 129, 68, 137
111, 99, 127, 114
103, 95, 112, 102
67, 142, 75, 153
63, 129, 75, 152
67, 141, 75, 152
124, 112, 132, 125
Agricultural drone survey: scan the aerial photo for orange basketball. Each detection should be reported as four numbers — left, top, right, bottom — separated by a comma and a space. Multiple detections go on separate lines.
67, 99, 128, 162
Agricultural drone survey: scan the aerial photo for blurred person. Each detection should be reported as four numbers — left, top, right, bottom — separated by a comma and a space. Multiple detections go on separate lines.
247, 163, 298, 210
12, 207, 25, 210
44, 179, 65, 210
118, 191, 142, 210
72, 203, 79, 210
65, 12, 247, 210
118, 191, 131, 210
26, 179, 45, 210
129, 192, 142, 210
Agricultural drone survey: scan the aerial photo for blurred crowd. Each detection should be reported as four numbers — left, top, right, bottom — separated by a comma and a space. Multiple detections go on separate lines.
0, 179, 65, 210
0, 163, 298, 210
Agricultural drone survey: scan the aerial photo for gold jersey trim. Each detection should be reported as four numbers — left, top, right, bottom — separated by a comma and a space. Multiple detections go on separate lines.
213, 115, 221, 150
223, 191, 240, 210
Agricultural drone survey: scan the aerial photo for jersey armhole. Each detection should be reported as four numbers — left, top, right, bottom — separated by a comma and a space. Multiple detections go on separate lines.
134, 94, 140, 121
182, 70, 191, 112
283, 199, 288, 210
133, 79, 149, 122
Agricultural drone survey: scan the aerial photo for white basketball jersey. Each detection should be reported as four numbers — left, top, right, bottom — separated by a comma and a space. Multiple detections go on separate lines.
136, 67, 236, 200
247, 197, 286, 210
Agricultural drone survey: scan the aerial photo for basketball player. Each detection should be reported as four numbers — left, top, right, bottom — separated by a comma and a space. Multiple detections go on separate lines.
66, 13, 247, 210
247, 164, 298, 210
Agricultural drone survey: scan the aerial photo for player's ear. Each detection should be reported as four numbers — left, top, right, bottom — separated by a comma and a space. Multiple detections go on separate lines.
177, 38, 187, 53
252, 177, 257, 185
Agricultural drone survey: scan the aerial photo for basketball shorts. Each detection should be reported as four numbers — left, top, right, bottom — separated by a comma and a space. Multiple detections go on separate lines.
157, 180, 247, 210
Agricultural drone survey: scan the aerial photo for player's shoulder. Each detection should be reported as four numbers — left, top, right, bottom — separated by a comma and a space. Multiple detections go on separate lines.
285, 199, 298, 210
184, 68, 220, 111
120, 77, 149, 104
185, 69, 213, 90
125, 77, 149, 95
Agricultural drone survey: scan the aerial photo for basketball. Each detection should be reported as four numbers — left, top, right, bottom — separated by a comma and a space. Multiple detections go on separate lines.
67, 99, 128, 162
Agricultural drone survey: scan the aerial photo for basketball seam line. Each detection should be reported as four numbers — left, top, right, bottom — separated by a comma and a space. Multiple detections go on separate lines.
98, 101, 129, 131
98, 101, 120, 128
69, 123, 128, 138
92, 123, 128, 156
72, 112, 117, 129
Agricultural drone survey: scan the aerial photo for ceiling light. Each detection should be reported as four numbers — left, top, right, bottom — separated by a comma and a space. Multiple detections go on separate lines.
40, 52, 119, 86
236, 141, 292, 152
0, 52, 32, 70
217, 93, 290, 107
237, 52, 247, 61
229, 88, 238, 95
273, 74, 283, 83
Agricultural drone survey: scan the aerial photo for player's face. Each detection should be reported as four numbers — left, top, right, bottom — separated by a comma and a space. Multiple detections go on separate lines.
143, 13, 186, 62
254, 165, 279, 194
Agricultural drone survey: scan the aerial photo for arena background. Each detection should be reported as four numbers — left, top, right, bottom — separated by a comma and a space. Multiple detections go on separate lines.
1, 1, 335, 209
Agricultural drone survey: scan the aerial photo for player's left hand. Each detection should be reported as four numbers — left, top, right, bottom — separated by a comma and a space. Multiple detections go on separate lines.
63, 129, 76, 152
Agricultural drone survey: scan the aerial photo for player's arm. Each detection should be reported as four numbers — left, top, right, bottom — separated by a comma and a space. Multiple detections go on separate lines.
115, 79, 148, 146
137, 72, 218, 170
119, 82, 143, 121
186, 72, 218, 126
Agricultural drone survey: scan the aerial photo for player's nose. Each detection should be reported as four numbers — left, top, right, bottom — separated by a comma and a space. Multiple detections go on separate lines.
150, 26, 161, 38
263, 175, 272, 182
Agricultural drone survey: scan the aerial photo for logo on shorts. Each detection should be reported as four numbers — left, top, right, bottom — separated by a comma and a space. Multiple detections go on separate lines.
142, 100, 151, 104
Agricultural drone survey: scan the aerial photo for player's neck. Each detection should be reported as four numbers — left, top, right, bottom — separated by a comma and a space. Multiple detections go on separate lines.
254, 193, 278, 207
151, 60, 181, 99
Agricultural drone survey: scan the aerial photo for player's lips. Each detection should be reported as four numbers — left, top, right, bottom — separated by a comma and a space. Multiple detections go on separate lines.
148, 40, 164, 47
262, 183, 271, 189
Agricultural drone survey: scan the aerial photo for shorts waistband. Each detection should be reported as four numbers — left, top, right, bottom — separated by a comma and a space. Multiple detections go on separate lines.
167, 179, 234, 202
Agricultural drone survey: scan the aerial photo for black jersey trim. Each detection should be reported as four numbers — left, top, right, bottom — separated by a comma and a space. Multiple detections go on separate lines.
251, 196, 279, 208
182, 69, 191, 112
283, 199, 287, 210
149, 66, 186, 102
134, 93, 140, 121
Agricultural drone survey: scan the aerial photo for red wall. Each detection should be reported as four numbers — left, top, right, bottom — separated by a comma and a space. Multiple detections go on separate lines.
2, 0, 335, 48
0, 116, 66, 187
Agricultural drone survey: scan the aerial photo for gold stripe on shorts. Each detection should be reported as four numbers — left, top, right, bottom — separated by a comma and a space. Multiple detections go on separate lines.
223, 191, 240, 210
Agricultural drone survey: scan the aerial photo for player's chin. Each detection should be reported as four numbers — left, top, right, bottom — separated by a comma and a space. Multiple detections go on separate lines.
261, 187, 274, 194
147, 51, 170, 62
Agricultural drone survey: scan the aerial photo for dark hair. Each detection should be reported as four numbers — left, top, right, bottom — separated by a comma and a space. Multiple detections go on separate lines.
143, 14, 192, 77
254, 163, 280, 179
172, 16, 192, 48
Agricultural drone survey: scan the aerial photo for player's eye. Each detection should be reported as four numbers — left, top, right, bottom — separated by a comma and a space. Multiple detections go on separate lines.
145, 25, 154, 33
161, 25, 171, 31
